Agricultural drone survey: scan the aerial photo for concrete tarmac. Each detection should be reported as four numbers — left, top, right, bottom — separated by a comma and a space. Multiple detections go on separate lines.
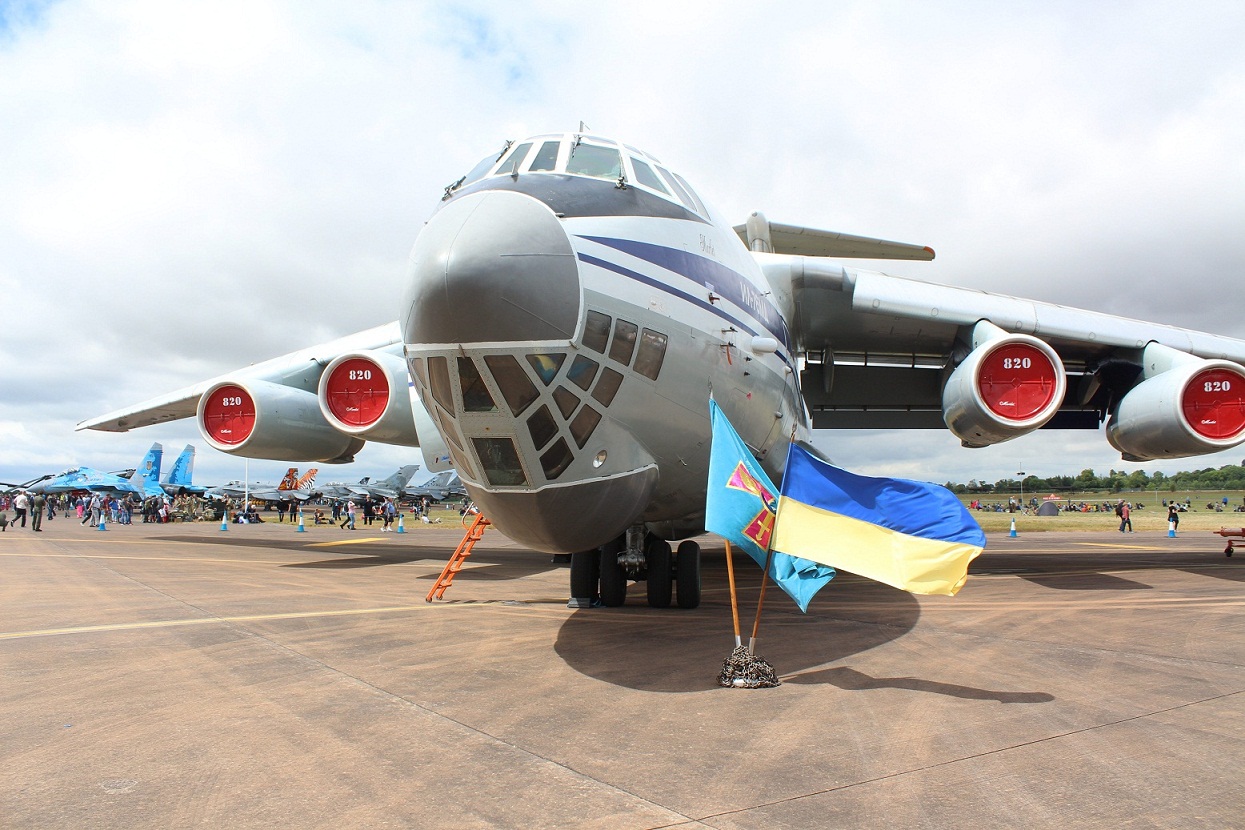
2, 518, 1243, 828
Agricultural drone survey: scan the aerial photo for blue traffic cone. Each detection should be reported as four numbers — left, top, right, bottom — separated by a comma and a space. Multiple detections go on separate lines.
1168, 520, 1176, 538
1009, 516, 1018, 537
396, 512, 406, 534
97, 515, 107, 531
220, 511, 229, 531
297, 510, 306, 533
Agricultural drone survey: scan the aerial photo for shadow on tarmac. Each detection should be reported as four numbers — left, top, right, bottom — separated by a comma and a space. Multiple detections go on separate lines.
784, 666, 1054, 703
1019, 573, 1154, 590
554, 560, 928, 693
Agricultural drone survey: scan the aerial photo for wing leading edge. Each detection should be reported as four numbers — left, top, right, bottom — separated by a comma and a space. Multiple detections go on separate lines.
759, 247, 1245, 460
78, 323, 403, 433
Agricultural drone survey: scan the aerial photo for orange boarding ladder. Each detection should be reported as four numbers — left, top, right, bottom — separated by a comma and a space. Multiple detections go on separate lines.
426, 514, 491, 601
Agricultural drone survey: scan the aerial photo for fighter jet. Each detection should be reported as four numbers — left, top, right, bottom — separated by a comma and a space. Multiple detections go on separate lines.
403, 470, 466, 503
16, 443, 163, 498
207, 468, 319, 503
81, 131, 1245, 609
318, 464, 421, 500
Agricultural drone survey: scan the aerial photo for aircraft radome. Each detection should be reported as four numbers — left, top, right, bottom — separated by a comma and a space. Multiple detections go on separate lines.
80, 131, 1245, 609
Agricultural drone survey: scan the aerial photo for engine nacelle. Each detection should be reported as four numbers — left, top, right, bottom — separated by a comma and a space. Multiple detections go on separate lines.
1107, 360, 1245, 460
943, 332, 1066, 447
198, 379, 365, 463
317, 351, 420, 447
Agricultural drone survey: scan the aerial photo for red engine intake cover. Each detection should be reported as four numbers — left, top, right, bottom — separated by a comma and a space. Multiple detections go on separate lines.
976, 343, 1059, 422
1183, 368, 1245, 440
323, 357, 390, 428
201, 384, 255, 446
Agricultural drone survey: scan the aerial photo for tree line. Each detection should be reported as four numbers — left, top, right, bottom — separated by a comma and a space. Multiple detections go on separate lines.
945, 462, 1245, 495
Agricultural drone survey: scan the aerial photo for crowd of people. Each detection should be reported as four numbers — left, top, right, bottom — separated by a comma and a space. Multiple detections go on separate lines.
0, 491, 226, 531
0, 490, 458, 531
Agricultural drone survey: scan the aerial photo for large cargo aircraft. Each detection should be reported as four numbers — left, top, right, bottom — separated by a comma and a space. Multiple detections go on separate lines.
80, 131, 1245, 608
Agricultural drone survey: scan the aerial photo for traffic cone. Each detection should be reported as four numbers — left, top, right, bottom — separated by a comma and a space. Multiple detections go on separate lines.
97, 515, 107, 531
396, 512, 406, 534
297, 510, 306, 533
1168, 520, 1176, 538
1009, 516, 1018, 537
220, 511, 229, 531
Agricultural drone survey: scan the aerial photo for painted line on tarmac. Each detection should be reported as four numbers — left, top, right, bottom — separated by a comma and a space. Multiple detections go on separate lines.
1075, 542, 1168, 551
0, 551, 297, 566
0, 598, 569, 642
920, 598, 1245, 613
306, 537, 387, 547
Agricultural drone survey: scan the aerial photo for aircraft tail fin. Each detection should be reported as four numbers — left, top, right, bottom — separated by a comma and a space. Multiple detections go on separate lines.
296, 469, 319, 490
277, 468, 299, 490
134, 442, 163, 496
380, 464, 421, 490
734, 212, 935, 260
162, 444, 196, 487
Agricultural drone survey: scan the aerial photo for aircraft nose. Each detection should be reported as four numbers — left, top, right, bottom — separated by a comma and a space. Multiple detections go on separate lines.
402, 190, 580, 345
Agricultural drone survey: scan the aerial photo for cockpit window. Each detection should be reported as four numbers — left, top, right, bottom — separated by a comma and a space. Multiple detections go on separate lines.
528, 140, 560, 172
461, 146, 508, 187
629, 158, 670, 194
657, 166, 697, 212
670, 171, 707, 215
566, 143, 622, 180
495, 142, 533, 177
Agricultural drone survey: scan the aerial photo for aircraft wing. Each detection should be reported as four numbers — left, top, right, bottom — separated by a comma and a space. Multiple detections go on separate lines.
762, 253, 1245, 451
77, 323, 403, 432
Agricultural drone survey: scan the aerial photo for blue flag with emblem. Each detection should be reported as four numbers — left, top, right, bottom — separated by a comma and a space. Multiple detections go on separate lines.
705, 400, 835, 612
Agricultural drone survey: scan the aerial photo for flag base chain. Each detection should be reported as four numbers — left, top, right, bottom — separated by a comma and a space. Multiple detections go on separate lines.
717, 646, 780, 689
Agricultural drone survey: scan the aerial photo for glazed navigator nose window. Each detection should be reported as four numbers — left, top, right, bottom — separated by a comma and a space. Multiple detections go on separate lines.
472, 437, 528, 487
634, 329, 668, 380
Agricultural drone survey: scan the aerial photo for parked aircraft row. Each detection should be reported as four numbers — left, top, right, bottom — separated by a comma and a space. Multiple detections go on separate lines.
1, 443, 199, 499
80, 129, 1245, 608
4, 447, 455, 504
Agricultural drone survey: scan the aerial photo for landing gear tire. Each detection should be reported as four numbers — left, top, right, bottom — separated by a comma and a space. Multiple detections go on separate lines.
645, 538, 673, 608
599, 540, 627, 607
569, 550, 599, 601
676, 540, 701, 609
1227, 547, 1234, 557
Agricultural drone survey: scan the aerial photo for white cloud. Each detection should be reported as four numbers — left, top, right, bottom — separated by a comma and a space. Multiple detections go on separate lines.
1, 0, 1243, 489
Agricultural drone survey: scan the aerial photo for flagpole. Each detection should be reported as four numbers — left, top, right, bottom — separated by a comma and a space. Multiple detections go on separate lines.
748, 546, 777, 654
724, 541, 742, 649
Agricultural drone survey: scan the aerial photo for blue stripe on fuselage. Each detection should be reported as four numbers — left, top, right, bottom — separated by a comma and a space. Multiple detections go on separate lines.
576, 252, 793, 372
576, 235, 790, 348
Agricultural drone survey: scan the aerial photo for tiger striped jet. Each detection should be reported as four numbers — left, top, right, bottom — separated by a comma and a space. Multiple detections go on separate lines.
206, 468, 319, 503
80, 131, 1245, 609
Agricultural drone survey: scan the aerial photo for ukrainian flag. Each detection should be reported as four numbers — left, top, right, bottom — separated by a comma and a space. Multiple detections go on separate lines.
705, 401, 835, 612
772, 445, 985, 596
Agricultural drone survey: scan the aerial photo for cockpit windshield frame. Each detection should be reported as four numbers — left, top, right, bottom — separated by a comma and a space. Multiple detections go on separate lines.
449, 133, 708, 220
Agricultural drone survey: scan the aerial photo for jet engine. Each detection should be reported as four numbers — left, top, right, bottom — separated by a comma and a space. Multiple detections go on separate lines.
198, 379, 364, 463
942, 325, 1066, 447
317, 351, 420, 447
1106, 351, 1245, 461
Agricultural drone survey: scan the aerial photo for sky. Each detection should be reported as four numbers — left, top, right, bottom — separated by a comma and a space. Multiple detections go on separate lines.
1, 0, 1243, 490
